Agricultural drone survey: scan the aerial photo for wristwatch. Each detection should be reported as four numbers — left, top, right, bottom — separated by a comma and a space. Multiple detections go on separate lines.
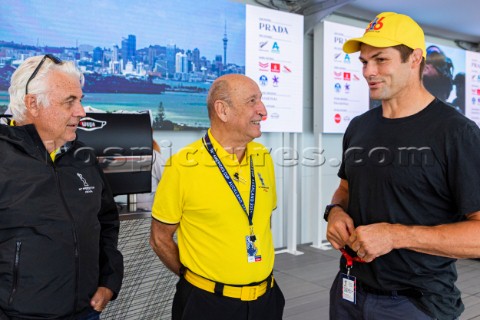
323, 204, 343, 222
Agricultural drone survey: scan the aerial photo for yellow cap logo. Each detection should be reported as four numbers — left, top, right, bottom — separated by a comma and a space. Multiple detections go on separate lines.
366, 16, 385, 32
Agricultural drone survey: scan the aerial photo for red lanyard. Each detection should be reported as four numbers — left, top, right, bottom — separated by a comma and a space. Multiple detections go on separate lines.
340, 248, 366, 268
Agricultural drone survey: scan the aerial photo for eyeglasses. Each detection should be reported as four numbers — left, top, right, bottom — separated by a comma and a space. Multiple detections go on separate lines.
25, 54, 62, 95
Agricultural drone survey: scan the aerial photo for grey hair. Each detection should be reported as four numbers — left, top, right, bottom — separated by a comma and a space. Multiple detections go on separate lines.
206, 79, 233, 120
8, 55, 84, 122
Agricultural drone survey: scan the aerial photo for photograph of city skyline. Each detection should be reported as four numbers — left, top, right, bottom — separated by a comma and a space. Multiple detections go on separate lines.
0, 0, 246, 130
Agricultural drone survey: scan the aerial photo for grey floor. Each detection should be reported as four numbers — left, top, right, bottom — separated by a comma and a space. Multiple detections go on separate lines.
102, 216, 480, 319
274, 244, 480, 320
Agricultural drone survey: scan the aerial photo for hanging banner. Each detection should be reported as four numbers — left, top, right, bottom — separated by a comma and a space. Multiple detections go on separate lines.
245, 4, 304, 133
321, 21, 369, 134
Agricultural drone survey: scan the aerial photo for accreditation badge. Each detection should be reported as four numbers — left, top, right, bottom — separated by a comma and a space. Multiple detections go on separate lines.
341, 273, 356, 304
245, 235, 262, 263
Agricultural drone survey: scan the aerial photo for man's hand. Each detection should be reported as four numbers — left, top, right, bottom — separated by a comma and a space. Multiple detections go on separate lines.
326, 207, 355, 250
347, 223, 397, 262
90, 286, 114, 312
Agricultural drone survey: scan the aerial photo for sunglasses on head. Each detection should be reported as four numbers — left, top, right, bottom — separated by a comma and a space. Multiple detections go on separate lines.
25, 54, 62, 95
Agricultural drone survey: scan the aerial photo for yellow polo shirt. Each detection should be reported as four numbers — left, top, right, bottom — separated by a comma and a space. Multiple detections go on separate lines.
152, 130, 277, 285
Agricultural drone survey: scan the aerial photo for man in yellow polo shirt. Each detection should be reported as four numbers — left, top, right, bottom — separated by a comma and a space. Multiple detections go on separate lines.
150, 74, 284, 320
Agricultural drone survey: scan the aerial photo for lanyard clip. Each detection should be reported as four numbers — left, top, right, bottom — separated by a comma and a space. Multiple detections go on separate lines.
249, 225, 256, 242
340, 248, 367, 263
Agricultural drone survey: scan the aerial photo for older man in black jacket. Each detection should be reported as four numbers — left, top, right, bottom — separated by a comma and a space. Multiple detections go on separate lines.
0, 55, 123, 320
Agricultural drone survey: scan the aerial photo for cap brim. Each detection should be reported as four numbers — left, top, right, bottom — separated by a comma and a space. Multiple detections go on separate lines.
343, 36, 403, 54
343, 38, 362, 54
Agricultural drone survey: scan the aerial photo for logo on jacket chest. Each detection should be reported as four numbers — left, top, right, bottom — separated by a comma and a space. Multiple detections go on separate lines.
77, 173, 95, 194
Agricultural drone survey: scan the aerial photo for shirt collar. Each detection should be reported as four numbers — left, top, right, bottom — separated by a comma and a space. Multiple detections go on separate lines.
50, 141, 73, 162
206, 129, 249, 166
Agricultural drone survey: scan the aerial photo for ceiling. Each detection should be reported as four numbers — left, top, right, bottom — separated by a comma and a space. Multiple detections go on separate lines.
335, 0, 480, 45
254, 0, 480, 50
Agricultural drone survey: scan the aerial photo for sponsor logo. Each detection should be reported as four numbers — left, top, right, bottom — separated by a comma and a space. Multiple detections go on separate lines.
271, 63, 280, 73
259, 75, 268, 86
334, 114, 341, 124
283, 65, 292, 73
77, 173, 95, 194
334, 83, 341, 92
259, 23, 289, 34
78, 117, 107, 131
344, 54, 351, 63
343, 72, 351, 81
259, 41, 268, 49
272, 42, 280, 53
259, 61, 269, 71
366, 16, 385, 32
334, 36, 346, 44
272, 75, 279, 87
257, 172, 269, 191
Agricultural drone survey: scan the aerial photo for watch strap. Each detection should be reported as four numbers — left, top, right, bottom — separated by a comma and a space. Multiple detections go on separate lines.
324, 203, 343, 222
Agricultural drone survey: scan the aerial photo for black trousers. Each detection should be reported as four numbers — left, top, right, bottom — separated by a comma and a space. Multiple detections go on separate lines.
172, 276, 285, 320
329, 272, 435, 320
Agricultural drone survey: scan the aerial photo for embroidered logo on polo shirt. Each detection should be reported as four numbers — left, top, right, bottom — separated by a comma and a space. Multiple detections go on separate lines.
257, 173, 269, 192
77, 173, 95, 194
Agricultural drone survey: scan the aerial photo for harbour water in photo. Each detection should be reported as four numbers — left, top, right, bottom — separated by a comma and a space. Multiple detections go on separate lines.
0, 89, 210, 129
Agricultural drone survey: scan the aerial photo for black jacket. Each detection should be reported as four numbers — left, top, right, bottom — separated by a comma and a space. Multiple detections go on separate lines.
0, 122, 123, 319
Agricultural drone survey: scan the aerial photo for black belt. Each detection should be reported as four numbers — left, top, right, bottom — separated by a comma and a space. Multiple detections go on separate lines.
359, 281, 423, 299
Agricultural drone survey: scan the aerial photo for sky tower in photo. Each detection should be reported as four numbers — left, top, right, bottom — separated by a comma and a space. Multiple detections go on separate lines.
223, 21, 228, 66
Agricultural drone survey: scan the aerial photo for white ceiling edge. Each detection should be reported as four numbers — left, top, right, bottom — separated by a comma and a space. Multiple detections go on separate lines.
333, 5, 480, 44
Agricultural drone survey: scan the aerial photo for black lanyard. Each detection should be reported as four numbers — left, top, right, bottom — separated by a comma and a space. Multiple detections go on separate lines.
202, 133, 256, 227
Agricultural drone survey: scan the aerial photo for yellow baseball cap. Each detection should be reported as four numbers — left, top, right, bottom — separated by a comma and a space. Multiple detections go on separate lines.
343, 12, 426, 59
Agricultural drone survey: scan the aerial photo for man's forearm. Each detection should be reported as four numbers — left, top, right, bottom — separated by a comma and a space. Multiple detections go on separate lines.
331, 179, 349, 210
393, 219, 480, 259
150, 238, 182, 275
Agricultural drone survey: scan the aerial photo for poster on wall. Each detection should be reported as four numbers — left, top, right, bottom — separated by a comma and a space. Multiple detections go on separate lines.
466, 50, 480, 127
322, 21, 369, 134
423, 42, 466, 115
0, 0, 248, 130
0, 1, 304, 132
245, 4, 304, 132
